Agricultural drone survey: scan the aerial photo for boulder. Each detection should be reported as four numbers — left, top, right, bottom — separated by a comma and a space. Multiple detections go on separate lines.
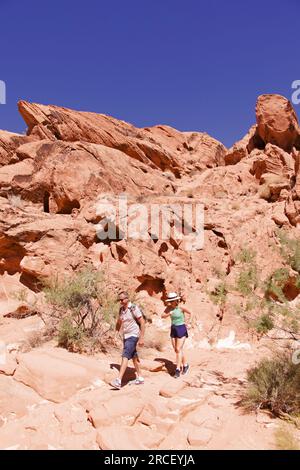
225, 125, 263, 165
96, 424, 164, 450
159, 377, 187, 398
251, 144, 295, 181
0, 375, 42, 421
256, 94, 300, 151
14, 348, 109, 402
92, 393, 145, 427
5, 139, 174, 211
187, 427, 213, 446
0, 402, 98, 450
0, 130, 36, 167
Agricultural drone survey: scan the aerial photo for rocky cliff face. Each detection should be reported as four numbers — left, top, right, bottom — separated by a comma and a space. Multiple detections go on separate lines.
1, 94, 300, 303
1, 94, 300, 449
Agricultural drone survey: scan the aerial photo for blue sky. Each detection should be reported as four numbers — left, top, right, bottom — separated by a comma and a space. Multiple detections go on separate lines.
0, 0, 299, 147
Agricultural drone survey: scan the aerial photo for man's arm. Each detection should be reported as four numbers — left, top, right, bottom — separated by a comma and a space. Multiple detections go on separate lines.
114, 315, 122, 343
136, 316, 145, 346
116, 317, 122, 332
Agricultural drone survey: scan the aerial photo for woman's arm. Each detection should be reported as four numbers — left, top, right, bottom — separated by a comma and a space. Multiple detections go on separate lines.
161, 310, 171, 319
182, 306, 193, 323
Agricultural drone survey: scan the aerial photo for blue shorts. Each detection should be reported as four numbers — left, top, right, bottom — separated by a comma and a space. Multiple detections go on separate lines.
122, 336, 139, 360
170, 324, 188, 339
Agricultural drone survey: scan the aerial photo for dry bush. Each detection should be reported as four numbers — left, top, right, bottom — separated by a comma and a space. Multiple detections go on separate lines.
275, 425, 300, 450
20, 330, 46, 353
242, 351, 300, 416
42, 265, 119, 354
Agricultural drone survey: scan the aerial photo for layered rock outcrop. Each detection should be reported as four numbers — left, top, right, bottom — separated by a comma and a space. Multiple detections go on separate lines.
18, 100, 227, 176
0, 94, 300, 449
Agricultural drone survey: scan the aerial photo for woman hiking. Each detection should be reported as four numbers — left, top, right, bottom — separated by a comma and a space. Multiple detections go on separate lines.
162, 292, 193, 378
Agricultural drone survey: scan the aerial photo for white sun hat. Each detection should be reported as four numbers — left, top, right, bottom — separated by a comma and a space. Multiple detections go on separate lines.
165, 292, 181, 302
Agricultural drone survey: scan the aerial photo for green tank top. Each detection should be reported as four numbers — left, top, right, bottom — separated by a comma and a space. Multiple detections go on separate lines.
171, 306, 185, 326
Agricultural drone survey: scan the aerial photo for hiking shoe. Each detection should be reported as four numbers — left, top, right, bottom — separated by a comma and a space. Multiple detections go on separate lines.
182, 364, 190, 375
134, 377, 144, 385
174, 368, 180, 378
110, 378, 122, 389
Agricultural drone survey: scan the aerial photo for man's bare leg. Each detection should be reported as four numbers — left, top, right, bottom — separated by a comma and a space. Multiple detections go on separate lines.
118, 357, 128, 381
132, 356, 144, 384
132, 356, 141, 376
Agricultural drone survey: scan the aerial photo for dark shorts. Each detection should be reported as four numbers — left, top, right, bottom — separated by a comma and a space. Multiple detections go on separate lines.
170, 324, 188, 339
122, 336, 139, 360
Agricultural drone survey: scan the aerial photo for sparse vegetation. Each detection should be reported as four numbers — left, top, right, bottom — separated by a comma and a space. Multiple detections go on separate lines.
12, 289, 29, 302
275, 425, 300, 450
252, 314, 274, 335
211, 266, 227, 280
235, 248, 257, 264
234, 249, 259, 295
58, 318, 85, 350
258, 183, 271, 201
209, 282, 228, 306
236, 266, 258, 295
20, 323, 61, 352
42, 265, 119, 353
264, 268, 290, 302
277, 229, 300, 274
27, 331, 45, 348
227, 244, 300, 339
242, 351, 300, 416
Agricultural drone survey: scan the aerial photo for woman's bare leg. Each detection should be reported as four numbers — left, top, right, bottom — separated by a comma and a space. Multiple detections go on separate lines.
175, 337, 186, 370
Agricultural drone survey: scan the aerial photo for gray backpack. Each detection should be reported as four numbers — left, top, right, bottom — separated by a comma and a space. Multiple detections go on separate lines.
129, 303, 147, 326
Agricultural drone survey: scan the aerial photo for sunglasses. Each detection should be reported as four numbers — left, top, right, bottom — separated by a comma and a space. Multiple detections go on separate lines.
118, 297, 128, 302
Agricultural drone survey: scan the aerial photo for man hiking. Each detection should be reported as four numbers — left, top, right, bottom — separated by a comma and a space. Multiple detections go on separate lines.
110, 291, 145, 389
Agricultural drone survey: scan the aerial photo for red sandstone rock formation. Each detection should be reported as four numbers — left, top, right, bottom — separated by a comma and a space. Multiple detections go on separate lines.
0, 94, 300, 450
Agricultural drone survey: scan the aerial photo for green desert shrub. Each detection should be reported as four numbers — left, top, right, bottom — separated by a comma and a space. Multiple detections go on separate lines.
264, 268, 290, 302
43, 266, 102, 310
209, 282, 228, 306
234, 248, 258, 295
277, 229, 300, 274
236, 266, 258, 295
42, 265, 119, 353
252, 314, 274, 335
58, 318, 85, 350
242, 352, 300, 416
235, 248, 257, 264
